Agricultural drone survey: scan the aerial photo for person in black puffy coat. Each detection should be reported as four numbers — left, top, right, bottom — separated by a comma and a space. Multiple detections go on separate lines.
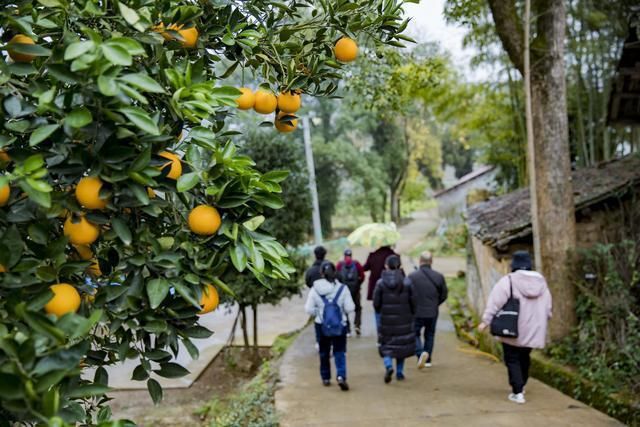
373, 255, 415, 383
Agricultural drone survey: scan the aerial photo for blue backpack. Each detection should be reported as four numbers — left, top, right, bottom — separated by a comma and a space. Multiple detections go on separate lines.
320, 285, 346, 337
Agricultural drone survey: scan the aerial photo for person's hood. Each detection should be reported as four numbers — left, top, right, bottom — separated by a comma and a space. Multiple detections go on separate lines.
513, 270, 547, 298
312, 259, 324, 267
314, 278, 340, 296
381, 270, 403, 290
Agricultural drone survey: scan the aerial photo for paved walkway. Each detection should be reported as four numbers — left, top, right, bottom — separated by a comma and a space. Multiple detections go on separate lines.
275, 212, 621, 426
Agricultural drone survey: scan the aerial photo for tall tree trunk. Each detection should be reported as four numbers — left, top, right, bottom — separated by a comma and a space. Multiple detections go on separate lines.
489, 0, 577, 340
252, 303, 258, 348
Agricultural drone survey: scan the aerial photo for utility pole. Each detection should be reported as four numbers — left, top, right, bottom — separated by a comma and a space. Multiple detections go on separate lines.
302, 116, 322, 245
523, 0, 541, 270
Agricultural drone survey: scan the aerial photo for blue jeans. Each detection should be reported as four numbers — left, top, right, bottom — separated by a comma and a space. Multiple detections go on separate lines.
315, 323, 347, 380
415, 316, 437, 362
383, 356, 405, 376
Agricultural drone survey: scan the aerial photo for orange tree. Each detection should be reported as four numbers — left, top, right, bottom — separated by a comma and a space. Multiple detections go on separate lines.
0, 0, 410, 424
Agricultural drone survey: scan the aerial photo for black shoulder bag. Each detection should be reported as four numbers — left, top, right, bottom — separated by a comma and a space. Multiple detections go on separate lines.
490, 275, 519, 338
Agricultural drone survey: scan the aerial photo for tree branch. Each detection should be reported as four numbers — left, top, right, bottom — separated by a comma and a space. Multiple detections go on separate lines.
487, 0, 525, 75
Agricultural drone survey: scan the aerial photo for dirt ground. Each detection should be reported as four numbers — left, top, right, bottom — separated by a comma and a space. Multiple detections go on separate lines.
109, 346, 271, 427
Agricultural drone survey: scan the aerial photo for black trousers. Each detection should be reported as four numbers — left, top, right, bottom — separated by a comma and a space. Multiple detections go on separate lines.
502, 343, 531, 394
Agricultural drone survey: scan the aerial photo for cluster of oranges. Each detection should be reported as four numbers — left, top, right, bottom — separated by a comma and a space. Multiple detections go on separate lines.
234, 36, 359, 132
1, 153, 221, 317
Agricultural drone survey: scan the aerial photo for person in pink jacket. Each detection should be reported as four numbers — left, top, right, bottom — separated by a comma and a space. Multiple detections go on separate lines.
478, 251, 552, 405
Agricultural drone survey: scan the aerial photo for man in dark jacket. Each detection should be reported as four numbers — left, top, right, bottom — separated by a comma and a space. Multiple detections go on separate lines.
406, 251, 448, 369
305, 246, 327, 288
374, 255, 415, 383
337, 249, 365, 336
364, 245, 398, 300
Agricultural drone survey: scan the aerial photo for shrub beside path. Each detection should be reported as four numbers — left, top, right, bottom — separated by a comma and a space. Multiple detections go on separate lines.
275, 210, 621, 426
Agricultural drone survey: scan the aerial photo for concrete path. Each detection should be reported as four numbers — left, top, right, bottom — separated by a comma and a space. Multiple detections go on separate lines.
275, 210, 621, 426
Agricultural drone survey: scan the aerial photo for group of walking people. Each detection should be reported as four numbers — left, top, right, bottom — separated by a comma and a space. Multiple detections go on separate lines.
304, 245, 448, 389
304, 245, 552, 405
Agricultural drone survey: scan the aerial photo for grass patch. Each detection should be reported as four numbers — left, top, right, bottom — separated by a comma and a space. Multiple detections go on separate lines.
409, 223, 467, 258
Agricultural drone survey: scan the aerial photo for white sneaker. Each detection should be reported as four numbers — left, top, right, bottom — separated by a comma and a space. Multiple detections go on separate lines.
424, 362, 432, 368
417, 351, 429, 369
508, 393, 526, 404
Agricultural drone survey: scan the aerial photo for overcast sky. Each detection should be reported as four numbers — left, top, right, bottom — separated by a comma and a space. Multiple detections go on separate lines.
402, 0, 487, 81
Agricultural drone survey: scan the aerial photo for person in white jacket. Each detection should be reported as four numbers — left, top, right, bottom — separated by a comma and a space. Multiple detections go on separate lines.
305, 261, 355, 390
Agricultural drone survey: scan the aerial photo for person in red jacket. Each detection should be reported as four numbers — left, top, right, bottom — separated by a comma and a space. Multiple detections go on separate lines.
337, 249, 365, 336
364, 246, 399, 301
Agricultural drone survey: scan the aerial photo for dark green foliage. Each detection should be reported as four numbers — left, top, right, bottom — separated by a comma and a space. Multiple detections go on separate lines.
240, 130, 311, 248
547, 241, 640, 398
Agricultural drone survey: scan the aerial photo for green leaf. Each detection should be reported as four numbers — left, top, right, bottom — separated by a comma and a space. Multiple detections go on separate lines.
64, 40, 95, 60
154, 362, 189, 379
29, 124, 59, 146
132, 364, 149, 381
19, 181, 51, 208
230, 244, 248, 271
42, 386, 60, 417
66, 384, 110, 399
0, 374, 24, 399
176, 172, 199, 192
119, 107, 160, 135
173, 281, 200, 308
98, 74, 119, 96
262, 169, 289, 183
101, 43, 132, 66
7, 42, 51, 57
147, 378, 163, 404
146, 278, 170, 309
111, 217, 132, 245
66, 107, 93, 128
119, 73, 165, 93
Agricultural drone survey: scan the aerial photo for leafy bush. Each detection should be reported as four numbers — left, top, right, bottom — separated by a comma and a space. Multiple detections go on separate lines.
547, 241, 640, 396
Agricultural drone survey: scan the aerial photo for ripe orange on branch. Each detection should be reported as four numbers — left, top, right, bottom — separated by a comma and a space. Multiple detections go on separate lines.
275, 112, 298, 133
8, 34, 36, 63
199, 284, 219, 314
44, 283, 81, 317
155, 23, 199, 48
76, 176, 108, 210
334, 37, 358, 62
253, 90, 277, 114
277, 92, 301, 113
0, 184, 10, 207
159, 151, 182, 180
64, 215, 100, 245
236, 88, 255, 110
188, 205, 221, 236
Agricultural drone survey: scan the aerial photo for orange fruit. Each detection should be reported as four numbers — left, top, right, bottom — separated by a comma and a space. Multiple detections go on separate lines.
74, 244, 93, 261
188, 205, 221, 236
0, 264, 6, 273
253, 90, 277, 114
334, 37, 358, 62
274, 112, 298, 133
0, 184, 10, 207
64, 216, 100, 245
159, 151, 182, 180
75, 176, 108, 210
8, 34, 36, 63
156, 23, 199, 48
199, 284, 219, 314
0, 150, 10, 162
236, 88, 255, 110
44, 283, 81, 317
277, 92, 301, 113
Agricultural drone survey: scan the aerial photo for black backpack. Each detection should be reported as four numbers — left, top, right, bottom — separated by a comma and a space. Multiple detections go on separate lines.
490, 275, 520, 338
340, 263, 359, 287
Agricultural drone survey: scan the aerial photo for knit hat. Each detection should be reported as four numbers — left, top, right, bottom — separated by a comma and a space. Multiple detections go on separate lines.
511, 250, 532, 271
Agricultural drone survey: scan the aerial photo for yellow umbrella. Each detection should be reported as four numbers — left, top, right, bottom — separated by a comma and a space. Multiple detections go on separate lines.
347, 222, 400, 248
